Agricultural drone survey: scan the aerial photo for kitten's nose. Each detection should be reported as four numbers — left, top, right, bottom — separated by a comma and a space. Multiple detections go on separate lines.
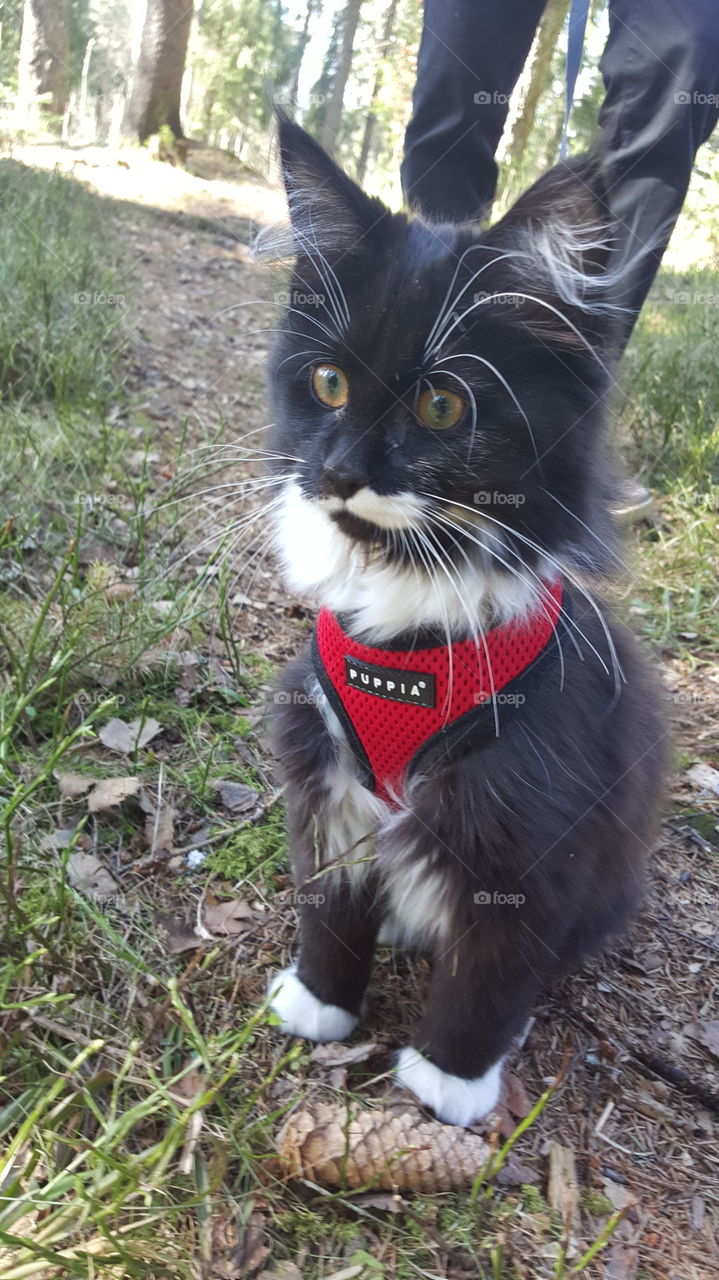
321, 445, 369, 500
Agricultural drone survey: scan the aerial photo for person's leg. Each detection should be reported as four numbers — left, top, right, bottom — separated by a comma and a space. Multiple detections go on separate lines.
401, 0, 547, 222
599, 0, 719, 345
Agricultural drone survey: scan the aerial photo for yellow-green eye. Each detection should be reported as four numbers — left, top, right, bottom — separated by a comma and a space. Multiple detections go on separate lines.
311, 364, 349, 409
416, 386, 465, 430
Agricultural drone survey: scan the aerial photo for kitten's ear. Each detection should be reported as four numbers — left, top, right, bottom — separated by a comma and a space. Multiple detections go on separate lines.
254, 112, 387, 264
484, 156, 622, 342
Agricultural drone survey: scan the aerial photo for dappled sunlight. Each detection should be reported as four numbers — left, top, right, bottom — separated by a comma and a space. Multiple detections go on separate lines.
13, 140, 288, 229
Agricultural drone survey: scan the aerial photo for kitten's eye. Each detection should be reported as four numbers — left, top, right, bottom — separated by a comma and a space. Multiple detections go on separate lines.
416, 386, 465, 430
311, 364, 349, 410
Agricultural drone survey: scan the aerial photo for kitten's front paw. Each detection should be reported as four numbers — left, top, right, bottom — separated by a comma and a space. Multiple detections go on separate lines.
267, 964, 358, 1043
395, 1047, 503, 1127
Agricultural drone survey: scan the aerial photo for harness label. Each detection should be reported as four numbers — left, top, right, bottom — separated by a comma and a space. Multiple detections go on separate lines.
344, 656, 436, 708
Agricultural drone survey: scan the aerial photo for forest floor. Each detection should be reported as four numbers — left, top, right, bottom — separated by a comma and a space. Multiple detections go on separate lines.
1, 142, 718, 1280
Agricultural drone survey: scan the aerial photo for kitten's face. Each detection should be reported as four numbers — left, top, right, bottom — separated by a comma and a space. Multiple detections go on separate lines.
262, 119, 621, 632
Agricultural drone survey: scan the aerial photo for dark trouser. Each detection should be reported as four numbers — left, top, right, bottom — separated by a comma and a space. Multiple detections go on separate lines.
402, 0, 719, 340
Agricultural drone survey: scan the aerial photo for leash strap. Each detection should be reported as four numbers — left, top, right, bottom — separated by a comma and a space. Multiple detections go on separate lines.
560, 0, 591, 160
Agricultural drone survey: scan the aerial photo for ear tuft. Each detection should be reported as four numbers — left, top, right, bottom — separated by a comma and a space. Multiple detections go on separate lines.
488, 157, 623, 318
253, 111, 388, 266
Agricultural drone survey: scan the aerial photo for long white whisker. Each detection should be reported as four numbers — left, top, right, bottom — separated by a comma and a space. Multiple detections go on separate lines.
407, 526, 455, 721
292, 256, 346, 339
541, 488, 626, 572
286, 307, 338, 346
153, 475, 288, 517
142, 490, 290, 597
426, 509, 566, 694
432, 352, 539, 467
436, 291, 612, 375
300, 209, 350, 329
422, 492, 622, 695
276, 348, 330, 372
425, 248, 519, 359
420, 520, 500, 736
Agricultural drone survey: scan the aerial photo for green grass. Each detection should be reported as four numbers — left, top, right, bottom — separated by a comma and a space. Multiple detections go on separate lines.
621, 268, 719, 490
619, 268, 719, 654
0, 161, 126, 407
0, 162, 717, 1277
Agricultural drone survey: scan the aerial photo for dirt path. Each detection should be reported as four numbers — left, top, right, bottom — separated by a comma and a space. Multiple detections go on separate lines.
25, 143, 719, 1278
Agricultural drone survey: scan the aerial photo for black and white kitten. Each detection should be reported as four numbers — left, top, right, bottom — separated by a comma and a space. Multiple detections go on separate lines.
260, 117, 665, 1126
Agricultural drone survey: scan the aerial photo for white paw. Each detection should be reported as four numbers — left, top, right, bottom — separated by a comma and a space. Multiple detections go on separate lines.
267, 964, 358, 1043
395, 1047, 503, 1127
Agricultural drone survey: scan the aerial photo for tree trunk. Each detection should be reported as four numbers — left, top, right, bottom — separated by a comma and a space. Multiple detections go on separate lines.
504, 0, 570, 177
356, 0, 399, 183
124, 0, 193, 142
17, 0, 70, 124
319, 0, 363, 156
288, 0, 320, 104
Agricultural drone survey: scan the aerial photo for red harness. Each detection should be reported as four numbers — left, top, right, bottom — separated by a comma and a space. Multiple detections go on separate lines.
313, 580, 563, 805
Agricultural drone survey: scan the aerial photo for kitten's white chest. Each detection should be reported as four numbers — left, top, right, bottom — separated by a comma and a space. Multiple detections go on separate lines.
311, 679, 453, 949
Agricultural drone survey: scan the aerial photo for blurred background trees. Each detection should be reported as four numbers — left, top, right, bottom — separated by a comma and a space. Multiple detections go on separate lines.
17, 0, 70, 123
0, 0, 716, 220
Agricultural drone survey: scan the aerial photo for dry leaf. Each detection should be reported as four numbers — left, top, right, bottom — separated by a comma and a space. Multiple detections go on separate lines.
602, 1179, 637, 1211
236, 1210, 269, 1277
99, 716, 162, 754
143, 802, 175, 853
626, 1089, 673, 1123
494, 1102, 517, 1141
138, 788, 174, 852
276, 1102, 491, 1191
495, 1154, 540, 1187
606, 1242, 639, 1280
155, 898, 258, 954
548, 1142, 580, 1235
202, 898, 256, 936
348, 1190, 407, 1213
687, 763, 719, 796
67, 851, 120, 902
213, 780, 261, 813
207, 1208, 240, 1280
168, 1068, 205, 1104
41, 824, 91, 853
88, 776, 140, 812
155, 910, 202, 955
691, 1195, 706, 1231
55, 771, 94, 799
504, 1072, 532, 1118
685, 1020, 719, 1059
311, 1041, 378, 1068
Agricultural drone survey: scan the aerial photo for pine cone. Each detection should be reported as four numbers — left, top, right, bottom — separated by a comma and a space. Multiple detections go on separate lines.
276, 1102, 492, 1192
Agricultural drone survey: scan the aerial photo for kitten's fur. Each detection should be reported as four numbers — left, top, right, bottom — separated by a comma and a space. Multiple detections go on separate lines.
261, 117, 665, 1127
